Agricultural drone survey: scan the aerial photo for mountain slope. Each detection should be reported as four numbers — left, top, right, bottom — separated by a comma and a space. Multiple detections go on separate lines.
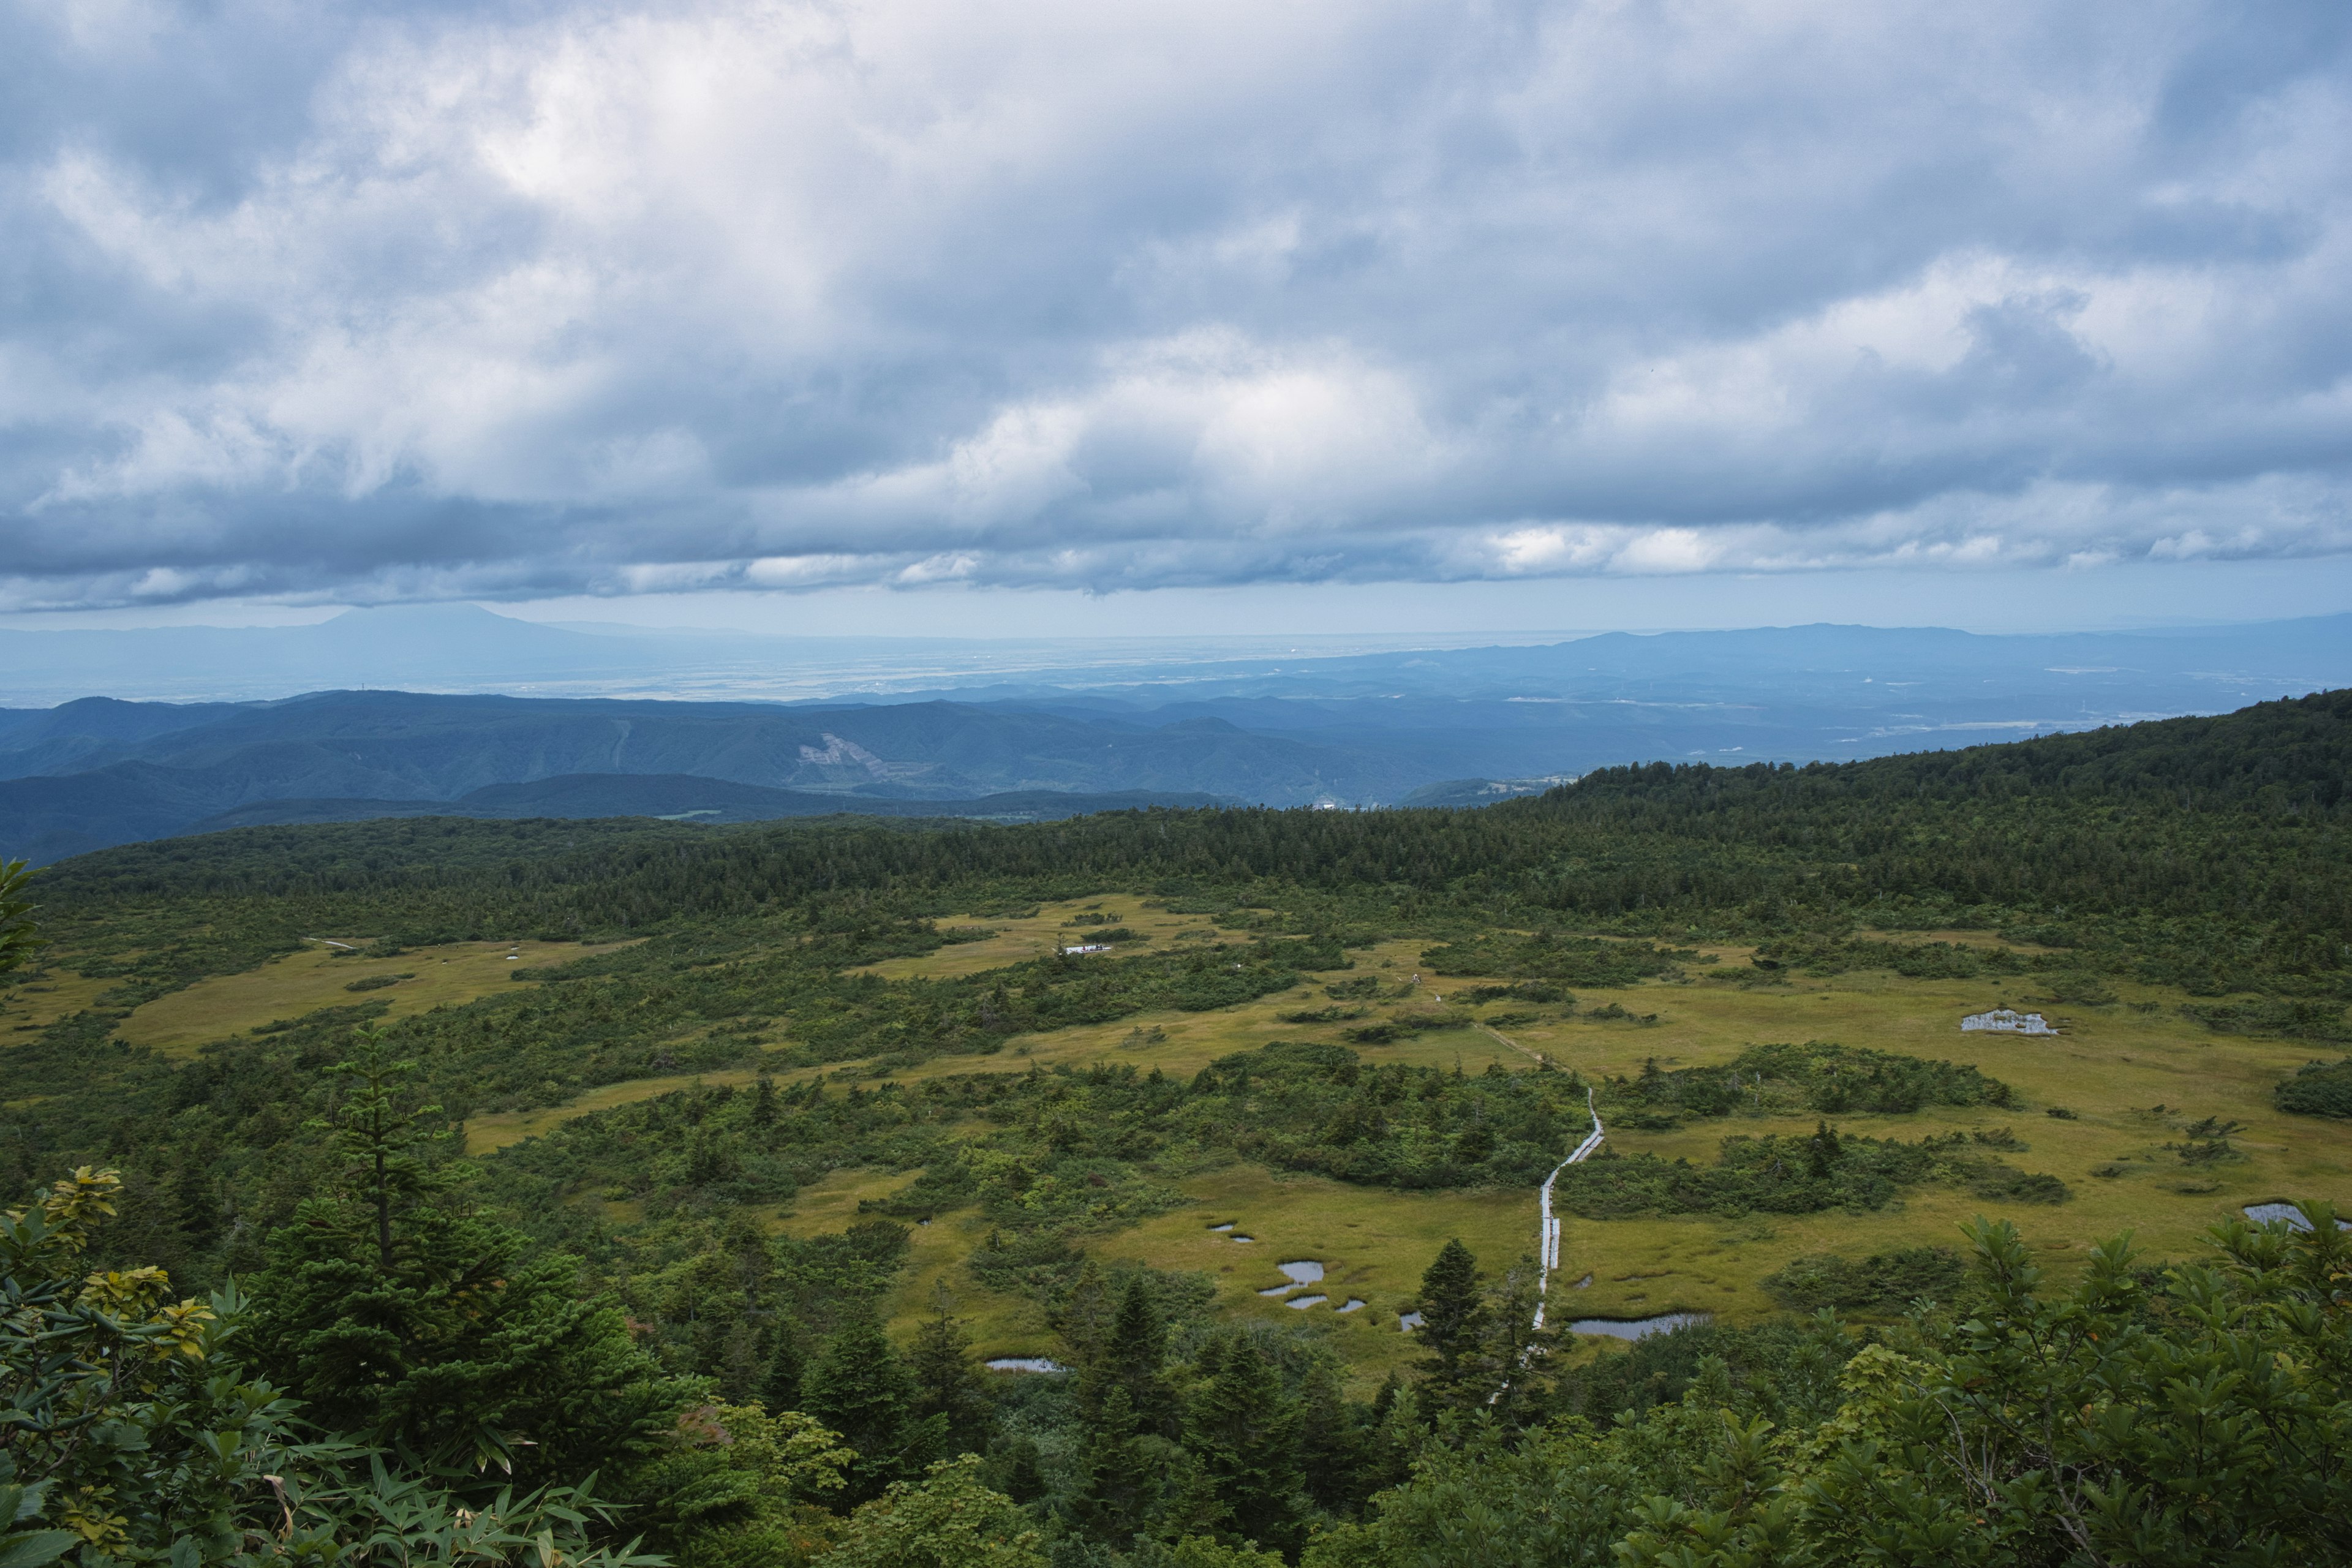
0, 690, 1400, 859
187, 775, 1230, 832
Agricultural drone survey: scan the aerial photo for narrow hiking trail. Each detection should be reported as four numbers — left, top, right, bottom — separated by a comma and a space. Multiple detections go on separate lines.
1532, 1085, 1604, 1331
1478, 1021, 1606, 1336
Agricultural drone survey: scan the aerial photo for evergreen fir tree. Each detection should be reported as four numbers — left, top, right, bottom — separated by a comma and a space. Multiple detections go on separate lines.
1415, 1238, 1487, 1398
721, 1207, 774, 1292
1686, 1352, 1735, 1410
1180, 1333, 1305, 1556
246, 1027, 679, 1479
1807, 1119, 1843, 1178
1355, 1373, 1420, 1499
171, 1156, 218, 1249
1055, 1259, 1117, 1364
0, 857, 44, 981
1084, 1277, 1172, 1433
715, 1315, 768, 1405
804, 1314, 937, 1502
1071, 1383, 1161, 1545
1477, 1256, 1556, 1424
907, 1286, 993, 1451
1294, 1357, 1360, 1513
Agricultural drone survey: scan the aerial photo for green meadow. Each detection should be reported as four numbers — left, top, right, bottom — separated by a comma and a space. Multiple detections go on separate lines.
505, 914, 2350, 1378
47, 888, 2308, 1385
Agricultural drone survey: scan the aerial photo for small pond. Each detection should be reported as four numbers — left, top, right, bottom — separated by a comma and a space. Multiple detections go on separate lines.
1259, 1261, 1324, 1297
985, 1357, 1070, 1373
1335, 1298, 1366, 1313
1398, 1311, 1425, 1332
1208, 1223, 1235, 1232
1287, 1294, 1329, 1310
1569, 1313, 1711, 1341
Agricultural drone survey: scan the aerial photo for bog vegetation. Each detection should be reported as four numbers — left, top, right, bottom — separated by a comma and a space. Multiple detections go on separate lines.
2, 692, 2350, 1564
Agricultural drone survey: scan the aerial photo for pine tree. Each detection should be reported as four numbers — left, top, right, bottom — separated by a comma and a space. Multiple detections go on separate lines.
1355, 1373, 1419, 1499
246, 1027, 679, 1478
1415, 1238, 1487, 1398
171, 1158, 218, 1248
907, 1286, 992, 1451
715, 1315, 768, 1405
751, 1074, 778, 1127
1070, 1384, 1160, 1545
1294, 1356, 1360, 1513
1478, 1256, 1557, 1424
1180, 1333, 1305, 1556
804, 1314, 936, 1502
1084, 1277, 1172, 1433
1686, 1353, 1735, 1410
1807, 1119, 1843, 1178
320, 1025, 452, 1269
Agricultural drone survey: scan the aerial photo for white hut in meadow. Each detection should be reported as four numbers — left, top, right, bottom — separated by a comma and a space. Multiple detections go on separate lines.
1961, 1008, 2057, 1036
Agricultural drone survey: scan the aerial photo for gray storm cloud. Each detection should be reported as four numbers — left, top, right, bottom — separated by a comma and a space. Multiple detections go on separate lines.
2, 0, 2349, 609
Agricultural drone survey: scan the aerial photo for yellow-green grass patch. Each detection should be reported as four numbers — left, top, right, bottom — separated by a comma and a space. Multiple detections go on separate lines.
463, 1066, 782, 1155
118, 938, 638, 1057
848, 898, 1244, 981
823, 1164, 1531, 1389
1496, 971, 2352, 1296
870, 963, 2351, 1362
2, 965, 126, 1035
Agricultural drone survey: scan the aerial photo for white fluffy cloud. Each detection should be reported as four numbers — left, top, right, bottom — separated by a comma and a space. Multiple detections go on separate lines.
2, 0, 2350, 608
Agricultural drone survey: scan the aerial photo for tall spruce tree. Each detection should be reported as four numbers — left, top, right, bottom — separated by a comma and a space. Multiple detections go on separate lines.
246, 1027, 679, 1479
1180, 1333, 1305, 1556
1414, 1238, 1487, 1401
1055, 1259, 1117, 1365
1807, 1119, 1844, 1178
1294, 1357, 1362, 1514
907, 1287, 993, 1451
804, 1314, 940, 1502
1084, 1277, 1173, 1433
1477, 1256, 1556, 1425
1070, 1384, 1161, 1545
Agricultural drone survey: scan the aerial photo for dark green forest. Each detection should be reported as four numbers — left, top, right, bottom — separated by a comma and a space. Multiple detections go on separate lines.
4, 692, 2351, 1565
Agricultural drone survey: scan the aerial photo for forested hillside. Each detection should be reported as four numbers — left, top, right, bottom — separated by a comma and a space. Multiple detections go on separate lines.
2, 691, 2349, 1566
31, 688, 2352, 1009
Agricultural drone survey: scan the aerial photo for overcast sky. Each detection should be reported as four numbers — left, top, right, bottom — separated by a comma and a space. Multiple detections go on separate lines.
4, 0, 2350, 633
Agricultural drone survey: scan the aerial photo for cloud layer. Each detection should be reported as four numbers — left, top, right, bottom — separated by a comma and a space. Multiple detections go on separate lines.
4, 0, 2350, 609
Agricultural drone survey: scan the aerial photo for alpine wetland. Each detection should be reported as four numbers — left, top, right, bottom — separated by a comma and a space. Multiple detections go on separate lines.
3, 687, 2349, 1563
7, 1, 2352, 1562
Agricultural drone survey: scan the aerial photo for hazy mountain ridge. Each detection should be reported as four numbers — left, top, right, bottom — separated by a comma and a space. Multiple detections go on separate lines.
3, 612, 2344, 862
3, 605, 2344, 709
0, 691, 1401, 860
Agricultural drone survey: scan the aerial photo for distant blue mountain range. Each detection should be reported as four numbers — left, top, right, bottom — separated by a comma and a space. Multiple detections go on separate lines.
1, 609, 2343, 861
